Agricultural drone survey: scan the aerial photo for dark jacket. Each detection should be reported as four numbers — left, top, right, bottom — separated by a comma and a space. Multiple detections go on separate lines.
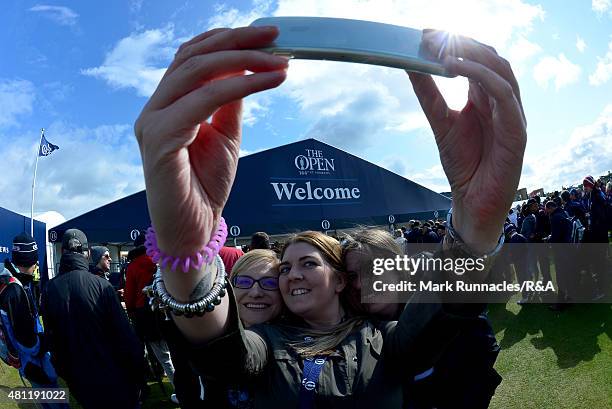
583, 189, 608, 241
520, 213, 537, 242
89, 265, 110, 280
42, 252, 144, 409
564, 200, 587, 226
404, 312, 501, 409
534, 208, 550, 242
406, 229, 423, 243
422, 230, 440, 244
549, 208, 572, 243
0, 261, 50, 384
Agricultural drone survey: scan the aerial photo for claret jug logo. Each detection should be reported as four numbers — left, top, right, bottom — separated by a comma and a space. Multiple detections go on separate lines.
294, 149, 335, 176
270, 147, 361, 204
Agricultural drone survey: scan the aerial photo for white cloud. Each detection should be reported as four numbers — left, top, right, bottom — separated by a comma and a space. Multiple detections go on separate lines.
0, 123, 145, 219
507, 35, 542, 76
29, 5, 78, 26
208, 0, 274, 28
533, 53, 581, 90
520, 104, 612, 192
83, 24, 275, 126
0, 79, 36, 128
82, 27, 176, 97
243, 95, 271, 126
589, 38, 612, 86
378, 156, 450, 192
576, 36, 586, 53
408, 164, 450, 193
592, 0, 611, 15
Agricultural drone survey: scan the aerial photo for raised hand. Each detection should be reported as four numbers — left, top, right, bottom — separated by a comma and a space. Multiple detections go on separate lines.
135, 26, 288, 258
409, 31, 527, 254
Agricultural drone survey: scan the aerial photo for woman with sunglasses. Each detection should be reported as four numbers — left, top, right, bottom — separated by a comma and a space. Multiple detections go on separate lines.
198, 249, 284, 408
135, 24, 525, 408
230, 249, 283, 328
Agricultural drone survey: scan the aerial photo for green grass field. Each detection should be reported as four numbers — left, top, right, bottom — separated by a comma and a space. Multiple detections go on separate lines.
488, 298, 612, 409
1, 300, 610, 409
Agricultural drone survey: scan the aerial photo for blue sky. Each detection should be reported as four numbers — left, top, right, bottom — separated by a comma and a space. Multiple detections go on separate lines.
1, 0, 611, 220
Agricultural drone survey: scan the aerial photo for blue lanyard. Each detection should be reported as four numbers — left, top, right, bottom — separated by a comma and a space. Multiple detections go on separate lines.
299, 356, 327, 409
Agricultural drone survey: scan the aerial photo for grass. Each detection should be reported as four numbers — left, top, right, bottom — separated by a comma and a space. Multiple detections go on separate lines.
0, 367, 175, 409
488, 298, 612, 409
1, 302, 610, 409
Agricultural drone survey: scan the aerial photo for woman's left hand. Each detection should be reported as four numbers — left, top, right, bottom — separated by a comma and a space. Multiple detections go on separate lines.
409, 32, 527, 254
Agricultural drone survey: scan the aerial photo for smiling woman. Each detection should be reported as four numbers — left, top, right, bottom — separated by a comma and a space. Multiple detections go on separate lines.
231, 249, 283, 327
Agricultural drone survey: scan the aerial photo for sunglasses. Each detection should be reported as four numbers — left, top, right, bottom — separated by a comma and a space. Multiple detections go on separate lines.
231, 275, 279, 291
103, 254, 112, 259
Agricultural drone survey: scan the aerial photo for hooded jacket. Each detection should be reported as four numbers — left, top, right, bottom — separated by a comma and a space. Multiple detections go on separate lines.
42, 252, 144, 409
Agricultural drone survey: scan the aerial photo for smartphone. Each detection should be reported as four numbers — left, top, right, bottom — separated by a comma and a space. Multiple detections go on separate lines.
250, 17, 452, 77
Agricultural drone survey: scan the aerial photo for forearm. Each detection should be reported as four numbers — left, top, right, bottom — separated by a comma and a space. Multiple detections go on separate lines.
162, 261, 231, 344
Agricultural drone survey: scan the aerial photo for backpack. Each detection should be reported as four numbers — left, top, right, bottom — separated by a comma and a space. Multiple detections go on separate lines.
0, 266, 57, 382
569, 216, 585, 244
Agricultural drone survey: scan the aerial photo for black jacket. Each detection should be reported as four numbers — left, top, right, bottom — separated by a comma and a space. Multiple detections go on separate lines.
583, 189, 608, 241
549, 208, 572, 243
42, 252, 144, 409
0, 261, 50, 384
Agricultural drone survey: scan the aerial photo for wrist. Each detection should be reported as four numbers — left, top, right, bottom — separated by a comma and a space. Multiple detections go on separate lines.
161, 261, 214, 303
451, 209, 504, 255
145, 218, 228, 273
448, 208, 503, 255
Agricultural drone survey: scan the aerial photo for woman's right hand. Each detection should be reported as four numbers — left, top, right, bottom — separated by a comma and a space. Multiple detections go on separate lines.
134, 26, 288, 259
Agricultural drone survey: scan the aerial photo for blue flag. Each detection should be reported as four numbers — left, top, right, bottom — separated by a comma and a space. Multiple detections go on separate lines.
38, 134, 59, 157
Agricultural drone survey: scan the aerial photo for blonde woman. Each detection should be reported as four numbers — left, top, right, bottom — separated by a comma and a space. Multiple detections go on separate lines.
230, 249, 283, 328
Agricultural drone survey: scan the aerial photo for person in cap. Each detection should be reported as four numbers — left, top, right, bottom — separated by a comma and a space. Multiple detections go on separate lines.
42, 229, 145, 409
89, 245, 112, 280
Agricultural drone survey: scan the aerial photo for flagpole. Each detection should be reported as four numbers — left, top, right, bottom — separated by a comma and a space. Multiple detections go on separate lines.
31, 128, 44, 236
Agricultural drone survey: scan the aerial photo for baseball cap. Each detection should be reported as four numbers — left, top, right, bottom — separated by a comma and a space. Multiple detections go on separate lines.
62, 228, 88, 252
527, 198, 537, 205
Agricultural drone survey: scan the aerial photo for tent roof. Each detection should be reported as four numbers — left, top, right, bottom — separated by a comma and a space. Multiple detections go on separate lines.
0, 206, 47, 276
51, 138, 450, 244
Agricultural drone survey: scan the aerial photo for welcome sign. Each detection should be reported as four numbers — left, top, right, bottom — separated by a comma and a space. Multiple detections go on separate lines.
270, 147, 362, 205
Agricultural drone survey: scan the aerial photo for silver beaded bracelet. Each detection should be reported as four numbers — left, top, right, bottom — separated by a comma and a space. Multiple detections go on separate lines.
151, 254, 227, 318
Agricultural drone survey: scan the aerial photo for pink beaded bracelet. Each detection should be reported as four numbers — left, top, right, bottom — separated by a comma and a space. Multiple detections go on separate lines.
144, 217, 228, 273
